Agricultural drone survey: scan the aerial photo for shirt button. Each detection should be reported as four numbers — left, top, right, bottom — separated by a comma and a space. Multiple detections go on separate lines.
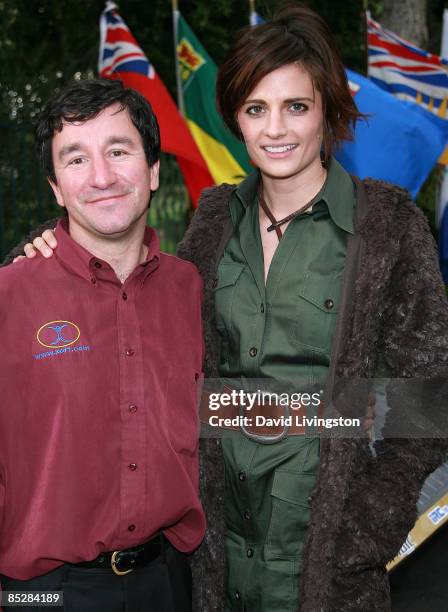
238, 471, 246, 482
122, 292, 128, 300
246, 548, 254, 558
128, 524, 136, 532
324, 299, 334, 310
260, 304, 265, 313
125, 348, 135, 357
94, 262, 102, 269
90, 277, 97, 285
249, 347, 258, 357
128, 463, 137, 471
243, 510, 251, 520
129, 404, 137, 413
234, 591, 241, 601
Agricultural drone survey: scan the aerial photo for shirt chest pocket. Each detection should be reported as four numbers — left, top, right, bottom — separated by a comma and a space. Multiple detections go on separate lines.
292, 274, 341, 353
214, 263, 246, 333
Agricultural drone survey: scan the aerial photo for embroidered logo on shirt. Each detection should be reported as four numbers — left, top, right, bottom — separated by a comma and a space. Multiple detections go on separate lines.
37, 320, 81, 348
33, 320, 90, 361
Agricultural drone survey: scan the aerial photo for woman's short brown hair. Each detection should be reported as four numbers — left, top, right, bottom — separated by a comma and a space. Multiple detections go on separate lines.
216, 3, 363, 161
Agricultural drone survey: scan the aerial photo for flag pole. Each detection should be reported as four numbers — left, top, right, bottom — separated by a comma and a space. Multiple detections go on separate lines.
172, 0, 185, 115
363, 1, 369, 76
249, 0, 255, 25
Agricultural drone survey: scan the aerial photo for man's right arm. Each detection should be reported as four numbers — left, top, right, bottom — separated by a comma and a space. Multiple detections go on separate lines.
1, 218, 60, 266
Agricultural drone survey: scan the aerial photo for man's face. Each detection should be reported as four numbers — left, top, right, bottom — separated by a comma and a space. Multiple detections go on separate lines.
49, 104, 159, 242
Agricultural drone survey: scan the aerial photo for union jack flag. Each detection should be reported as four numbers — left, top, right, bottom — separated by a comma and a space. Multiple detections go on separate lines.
367, 11, 448, 118
99, 1, 154, 78
97, 2, 213, 206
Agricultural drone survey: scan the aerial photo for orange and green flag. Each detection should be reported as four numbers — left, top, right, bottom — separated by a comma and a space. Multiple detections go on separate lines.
173, 10, 251, 185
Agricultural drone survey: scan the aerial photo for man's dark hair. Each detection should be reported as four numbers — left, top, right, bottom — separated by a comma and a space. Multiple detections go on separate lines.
36, 78, 160, 183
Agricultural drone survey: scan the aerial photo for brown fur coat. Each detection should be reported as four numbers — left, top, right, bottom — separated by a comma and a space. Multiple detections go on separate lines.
177, 178, 448, 612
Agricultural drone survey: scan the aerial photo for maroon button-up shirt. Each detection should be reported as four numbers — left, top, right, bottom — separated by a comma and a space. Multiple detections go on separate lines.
0, 220, 205, 580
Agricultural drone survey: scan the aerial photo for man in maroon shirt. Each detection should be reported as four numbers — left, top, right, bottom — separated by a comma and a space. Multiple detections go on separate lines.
0, 78, 205, 611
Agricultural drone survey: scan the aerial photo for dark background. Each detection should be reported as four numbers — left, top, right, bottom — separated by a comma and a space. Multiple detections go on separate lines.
1, 0, 446, 126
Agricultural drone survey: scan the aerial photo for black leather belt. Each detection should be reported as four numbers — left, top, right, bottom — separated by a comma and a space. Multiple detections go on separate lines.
73, 533, 165, 576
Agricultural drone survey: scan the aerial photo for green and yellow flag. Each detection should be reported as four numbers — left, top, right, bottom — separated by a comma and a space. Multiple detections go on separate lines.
174, 11, 251, 185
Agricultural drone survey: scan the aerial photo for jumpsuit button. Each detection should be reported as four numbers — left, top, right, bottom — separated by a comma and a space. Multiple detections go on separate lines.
238, 471, 246, 482
246, 548, 254, 558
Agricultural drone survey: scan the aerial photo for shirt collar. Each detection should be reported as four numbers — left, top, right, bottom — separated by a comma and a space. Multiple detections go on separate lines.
233, 157, 355, 235
55, 219, 160, 284
318, 158, 355, 235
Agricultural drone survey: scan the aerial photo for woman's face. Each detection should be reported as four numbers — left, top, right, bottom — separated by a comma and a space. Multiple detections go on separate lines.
236, 63, 324, 181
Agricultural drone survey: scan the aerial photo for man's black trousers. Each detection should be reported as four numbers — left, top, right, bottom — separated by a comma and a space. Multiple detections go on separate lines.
0, 541, 191, 611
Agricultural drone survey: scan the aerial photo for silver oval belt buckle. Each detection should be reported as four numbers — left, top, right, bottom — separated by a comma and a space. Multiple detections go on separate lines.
239, 401, 290, 445
111, 551, 134, 576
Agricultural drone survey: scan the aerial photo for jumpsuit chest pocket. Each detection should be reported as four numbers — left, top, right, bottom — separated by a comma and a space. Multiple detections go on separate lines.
214, 263, 246, 365
214, 263, 246, 329
292, 274, 341, 353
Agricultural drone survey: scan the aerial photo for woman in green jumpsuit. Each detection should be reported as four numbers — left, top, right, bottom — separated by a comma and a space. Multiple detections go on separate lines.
204, 5, 362, 610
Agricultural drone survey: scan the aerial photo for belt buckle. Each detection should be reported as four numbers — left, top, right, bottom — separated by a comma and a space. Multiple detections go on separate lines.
239, 398, 290, 445
111, 550, 134, 576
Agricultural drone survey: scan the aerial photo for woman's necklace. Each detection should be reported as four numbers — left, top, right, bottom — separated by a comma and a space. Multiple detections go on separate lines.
257, 179, 324, 241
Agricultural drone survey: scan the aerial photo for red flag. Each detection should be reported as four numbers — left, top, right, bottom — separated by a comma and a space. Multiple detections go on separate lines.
99, 2, 213, 206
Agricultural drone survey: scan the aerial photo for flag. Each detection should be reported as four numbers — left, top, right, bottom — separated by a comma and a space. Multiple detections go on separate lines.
438, 167, 448, 281
99, 1, 213, 207
438, 8, 448, 282
250, 7, 264, 26
334, 69, 448, 198
367, 10, 448, 278
367, 12, 448, 120
173, 11, 251, 184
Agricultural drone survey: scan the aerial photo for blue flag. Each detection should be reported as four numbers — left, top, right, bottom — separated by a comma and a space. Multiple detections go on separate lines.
438, 169, 448, 281
335, 70, 448, 198
250, 10, 264, 26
